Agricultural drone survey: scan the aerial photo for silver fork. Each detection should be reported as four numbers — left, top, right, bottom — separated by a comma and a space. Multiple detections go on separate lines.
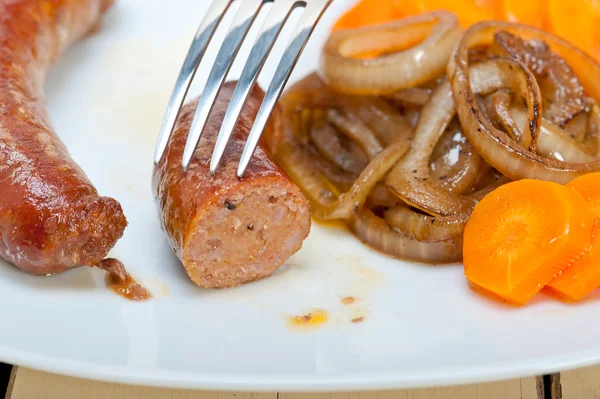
153, 0, 333, 178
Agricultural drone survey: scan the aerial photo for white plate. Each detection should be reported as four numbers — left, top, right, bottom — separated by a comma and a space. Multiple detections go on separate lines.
2, 0, 600, 392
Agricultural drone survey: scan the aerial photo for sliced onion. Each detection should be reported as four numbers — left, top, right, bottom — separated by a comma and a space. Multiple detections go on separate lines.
585, 103, 600, 156
384, 175, 507, 242
341, 97, 413, 146
404, 106, 422, 128
306, 143, 356, 191
563, 111, 589, 143
491, 90, 532, 147
326, 109, 383, 159
323, 12, 461, 95
429, 122, 483, 194
387, 80, 477, 216
316, 140, 410, 220
366, 183, 403, 208
387, 87, 432, 106
308, 109, 367, 175
448, 21, 600, 184
507, 107, 596, 163
264, 98, 339, 211
468, 57, 542, 151
384, 206, 468, 241
351, 209, 463, 263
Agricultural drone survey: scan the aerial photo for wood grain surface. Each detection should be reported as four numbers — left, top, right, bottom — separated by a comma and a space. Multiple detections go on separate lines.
4, 368, 543, 399
554, 366, 600, 399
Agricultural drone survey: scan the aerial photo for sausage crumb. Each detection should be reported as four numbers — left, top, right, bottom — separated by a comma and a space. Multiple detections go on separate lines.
247, 224, 254, 231
224, 200, 236, 210
341, 296, 355, 305
268, 195, 276, 203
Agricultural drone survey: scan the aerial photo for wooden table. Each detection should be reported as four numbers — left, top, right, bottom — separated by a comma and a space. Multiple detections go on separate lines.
2, 365, 599, 398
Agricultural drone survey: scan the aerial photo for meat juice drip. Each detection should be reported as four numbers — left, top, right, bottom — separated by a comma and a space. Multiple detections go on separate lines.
98, 258, 152, 301
287, 309, 329, 331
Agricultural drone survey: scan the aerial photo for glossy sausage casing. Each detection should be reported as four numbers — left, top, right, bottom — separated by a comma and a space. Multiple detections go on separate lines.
0, 0, 127, 274
153, 83, 311, 288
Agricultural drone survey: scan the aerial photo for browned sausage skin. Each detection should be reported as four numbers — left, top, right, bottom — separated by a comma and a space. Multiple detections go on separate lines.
153, 83, 311, 288
0, 0, 126, 275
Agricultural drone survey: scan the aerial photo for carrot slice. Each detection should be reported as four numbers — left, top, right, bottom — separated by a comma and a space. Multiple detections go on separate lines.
503, 0, 545, 28
410, 0, 495, 27
333, 0, 401, 31
546, 173, 600, 302
463, 179, 594, 305
334, 0, 600, 63
548, 0, 600, 60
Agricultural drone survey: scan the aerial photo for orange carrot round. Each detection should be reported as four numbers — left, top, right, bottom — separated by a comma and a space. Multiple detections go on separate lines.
333, 0, 600, 62
546, 173, 600, 302
548, 0, 600, 60
463, 179, 594, 305
333, 0, 401, 31
503, 0, 545, 28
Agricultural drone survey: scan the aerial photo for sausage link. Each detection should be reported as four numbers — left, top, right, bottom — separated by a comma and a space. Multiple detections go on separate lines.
0, 0, 127, 274
153, 83, 311, 288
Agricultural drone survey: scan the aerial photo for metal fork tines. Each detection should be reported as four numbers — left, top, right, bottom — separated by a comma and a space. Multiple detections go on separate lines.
153, 0, 333, 178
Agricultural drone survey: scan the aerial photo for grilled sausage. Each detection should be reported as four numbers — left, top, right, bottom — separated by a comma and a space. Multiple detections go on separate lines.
153, 83, 311, 288
0, 0, 127, 275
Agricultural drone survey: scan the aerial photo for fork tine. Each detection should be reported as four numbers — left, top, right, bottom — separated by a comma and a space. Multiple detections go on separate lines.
181, 0, 265, 172
153, 0, 232, 165
209, 0, 296, 174
237, 0, 333, 178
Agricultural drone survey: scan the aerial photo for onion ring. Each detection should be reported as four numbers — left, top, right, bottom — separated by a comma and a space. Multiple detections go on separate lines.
384, 175, 507, 242
448, 21, 600, 184
384, 206, 468, 242
323, 12, 461, 95
468, 57, 543, 151
386, 80, 477, 216
351, 209, 463, 263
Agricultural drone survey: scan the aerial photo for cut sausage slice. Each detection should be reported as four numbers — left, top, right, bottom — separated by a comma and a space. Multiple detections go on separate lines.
153, 83, 311, 288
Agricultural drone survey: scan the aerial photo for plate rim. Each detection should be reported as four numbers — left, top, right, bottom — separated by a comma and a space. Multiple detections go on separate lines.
2, 344, 599, 391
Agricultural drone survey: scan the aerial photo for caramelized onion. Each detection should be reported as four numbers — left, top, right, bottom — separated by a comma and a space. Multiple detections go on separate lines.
326, 109, 383, 159
429, 123, 483, 194
351, 209, 463, 263
384, 206, 468, 241
366, 183, 403, 208
386, 80, 477, 216
309, 109, 367, 174
387, 87, 432, 106
323, 12, 461, 95
468, 57, 542, 151
341, 97, 413, 145
506, 108, 595, 163
316, 140, 410, 220
384, 175, 507, 242
271, 20, 600, 264
492, 90, 532, 147
448, 21, 600, 184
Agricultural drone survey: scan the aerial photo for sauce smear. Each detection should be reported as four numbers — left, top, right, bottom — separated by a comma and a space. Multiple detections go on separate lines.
288, 308, 329, 331
341, 296, 355, 305
99, 258, 152, 301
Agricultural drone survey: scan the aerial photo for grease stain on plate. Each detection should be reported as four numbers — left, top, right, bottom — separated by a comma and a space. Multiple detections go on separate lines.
341, 296, 355, 305
287, 308, 329, 331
